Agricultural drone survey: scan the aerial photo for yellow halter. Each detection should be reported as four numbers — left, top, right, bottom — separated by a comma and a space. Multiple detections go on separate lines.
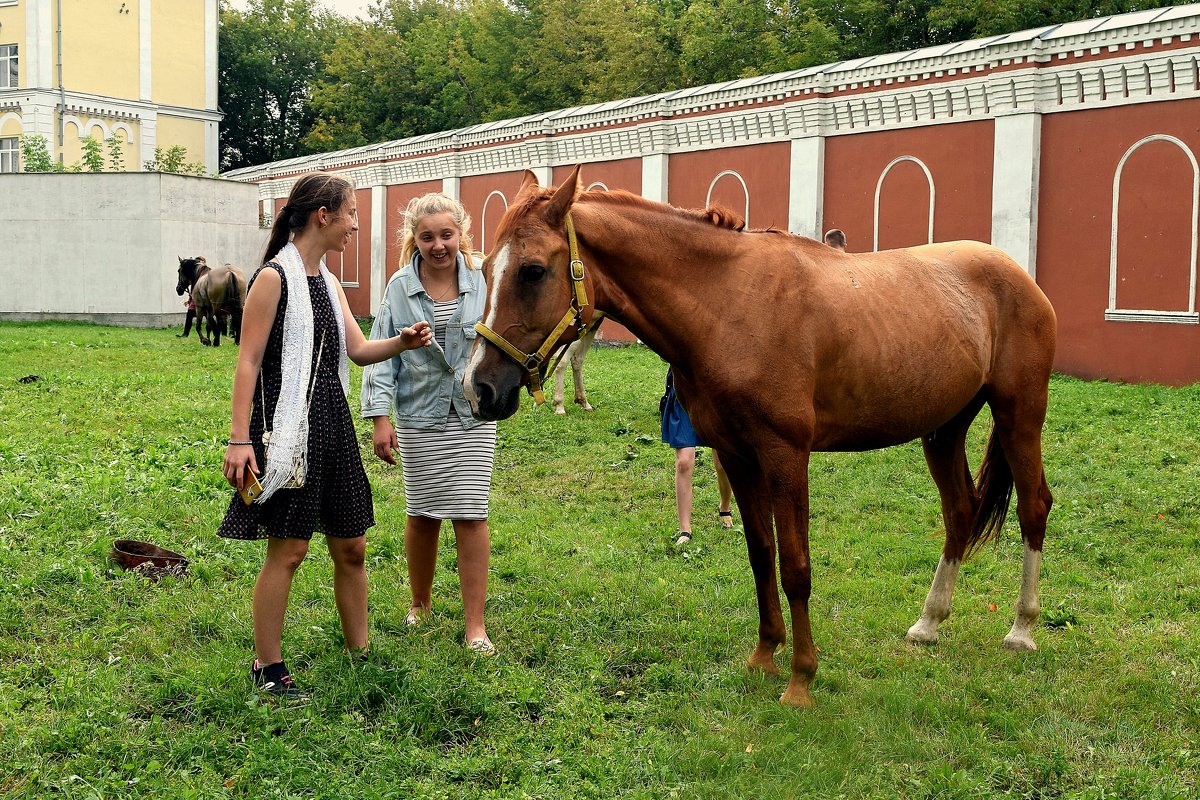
474, 213, 603, 404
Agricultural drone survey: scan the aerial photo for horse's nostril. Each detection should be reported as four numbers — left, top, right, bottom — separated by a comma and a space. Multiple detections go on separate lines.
476, 381, 496, 410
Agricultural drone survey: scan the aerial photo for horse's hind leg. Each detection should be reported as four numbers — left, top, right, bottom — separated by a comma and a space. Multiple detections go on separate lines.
552, 349, 570, 415
571, 327, 596, 411
907, 397, 985, 645
198, 311, 212, 346
988, 391, 1053, 651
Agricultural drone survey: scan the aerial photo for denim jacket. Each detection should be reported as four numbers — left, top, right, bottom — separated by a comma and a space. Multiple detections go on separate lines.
361, 252, 487, 430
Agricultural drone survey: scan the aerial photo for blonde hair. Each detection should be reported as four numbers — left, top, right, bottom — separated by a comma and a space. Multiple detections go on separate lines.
398, 193, 478, 269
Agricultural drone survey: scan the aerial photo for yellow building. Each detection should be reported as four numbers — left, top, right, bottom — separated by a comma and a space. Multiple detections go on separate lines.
0, 0, 219, 172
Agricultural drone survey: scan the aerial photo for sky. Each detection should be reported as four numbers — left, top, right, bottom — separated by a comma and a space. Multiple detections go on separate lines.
225, 0, 374, 20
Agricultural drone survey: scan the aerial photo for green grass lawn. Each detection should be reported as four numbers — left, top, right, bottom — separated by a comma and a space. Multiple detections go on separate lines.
0, 322, 1197, 799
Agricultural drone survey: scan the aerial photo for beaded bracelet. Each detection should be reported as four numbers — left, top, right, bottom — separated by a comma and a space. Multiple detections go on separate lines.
227, 440, 253, 446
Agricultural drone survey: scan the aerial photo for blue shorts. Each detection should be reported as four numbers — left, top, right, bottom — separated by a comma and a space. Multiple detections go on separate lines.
661, 387, 706, 449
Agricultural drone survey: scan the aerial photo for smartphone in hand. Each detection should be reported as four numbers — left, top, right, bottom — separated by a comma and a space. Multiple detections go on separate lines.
238, 470, 264, 505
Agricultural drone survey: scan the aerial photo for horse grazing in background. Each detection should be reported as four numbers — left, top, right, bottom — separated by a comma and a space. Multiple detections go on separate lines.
176, 257, 247, 347
552, 322, 599, 415
465, 167, 1057, 708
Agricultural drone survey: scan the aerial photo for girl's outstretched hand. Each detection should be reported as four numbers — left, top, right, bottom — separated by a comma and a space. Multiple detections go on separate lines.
400, 320, 434, 350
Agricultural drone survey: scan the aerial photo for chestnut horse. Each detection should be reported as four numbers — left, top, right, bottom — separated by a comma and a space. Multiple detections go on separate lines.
464, 168, 1056, 707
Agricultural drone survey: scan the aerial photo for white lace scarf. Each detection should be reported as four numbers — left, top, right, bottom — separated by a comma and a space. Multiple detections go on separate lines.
256, 241, 349, 502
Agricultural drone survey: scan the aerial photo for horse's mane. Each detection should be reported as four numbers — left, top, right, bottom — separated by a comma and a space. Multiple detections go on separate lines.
504, 185, 818, 243
581, 189, 746, 231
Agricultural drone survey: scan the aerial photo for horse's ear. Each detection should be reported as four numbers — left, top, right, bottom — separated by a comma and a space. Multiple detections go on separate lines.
519, 169, 540, 194
178, 256, 184, 265
544, 164, 581, 229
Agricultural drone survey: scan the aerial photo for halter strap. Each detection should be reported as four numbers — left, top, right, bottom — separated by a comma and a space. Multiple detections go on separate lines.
474, 212, 600, 404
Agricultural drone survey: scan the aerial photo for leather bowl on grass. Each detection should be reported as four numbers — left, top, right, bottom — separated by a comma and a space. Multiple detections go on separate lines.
110, 539, 190, 580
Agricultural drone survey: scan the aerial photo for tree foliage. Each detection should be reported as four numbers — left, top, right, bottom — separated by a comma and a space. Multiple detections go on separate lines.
218, 0, 1195, 170
218, 0, 346, 170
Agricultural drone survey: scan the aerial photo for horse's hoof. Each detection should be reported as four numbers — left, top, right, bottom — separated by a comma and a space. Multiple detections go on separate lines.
905, 620, 939, 645
1002, 633, 1037, 651
779, 683, 815, 708
553, 407, 566, 416
747, 645, 780, 675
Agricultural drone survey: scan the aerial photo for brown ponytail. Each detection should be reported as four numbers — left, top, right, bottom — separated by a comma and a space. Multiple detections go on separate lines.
261, 172, 355, 265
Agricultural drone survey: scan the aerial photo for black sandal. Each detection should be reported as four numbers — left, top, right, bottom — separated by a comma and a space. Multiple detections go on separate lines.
674, 531, 692, 546
718, 510, 734, 528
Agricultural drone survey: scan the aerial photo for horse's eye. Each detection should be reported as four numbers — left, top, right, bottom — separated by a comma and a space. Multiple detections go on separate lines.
519, 264, 546, 284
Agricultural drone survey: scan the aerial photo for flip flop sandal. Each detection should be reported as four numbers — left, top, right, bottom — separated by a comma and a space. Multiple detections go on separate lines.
405, 607, 430, 626
674, 531, 692, 546
467, 638, 497, 656
718, 510, 734, 528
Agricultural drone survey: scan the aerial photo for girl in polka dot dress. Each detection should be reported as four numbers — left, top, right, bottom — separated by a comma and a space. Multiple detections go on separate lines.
219, 172, 433, 700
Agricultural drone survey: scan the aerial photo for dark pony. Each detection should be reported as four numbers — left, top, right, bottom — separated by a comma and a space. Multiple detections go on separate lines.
176, 257, 247, 347
465, 167, 1056, 707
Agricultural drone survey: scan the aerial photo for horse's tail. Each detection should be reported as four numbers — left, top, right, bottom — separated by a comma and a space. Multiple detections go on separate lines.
965, 425, 1013, 557
225, 271, 242, 311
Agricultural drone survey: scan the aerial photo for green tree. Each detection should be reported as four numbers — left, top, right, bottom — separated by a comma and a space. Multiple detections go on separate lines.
520, 0, 674, 107
677, 0, 839, 85
19, 134, 60, 173
80, 136, 104, 173
144, 145, 207, 175
106, 134, 125, 171
218, 0, 344, 170
306, 1, 456, 151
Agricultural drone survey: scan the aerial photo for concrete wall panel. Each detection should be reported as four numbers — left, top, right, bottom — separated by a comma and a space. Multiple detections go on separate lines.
0, 173, 263, 325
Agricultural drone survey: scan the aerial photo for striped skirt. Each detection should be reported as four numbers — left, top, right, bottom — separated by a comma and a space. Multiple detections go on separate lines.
397, 411, 497, 520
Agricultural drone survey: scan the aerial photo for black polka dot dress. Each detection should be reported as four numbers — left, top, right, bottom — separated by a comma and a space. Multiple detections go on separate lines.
217, 263, 375, 541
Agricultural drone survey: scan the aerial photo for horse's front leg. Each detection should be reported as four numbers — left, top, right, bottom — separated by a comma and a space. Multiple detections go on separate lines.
770, 447, 817, 707
722, 454, 785, 675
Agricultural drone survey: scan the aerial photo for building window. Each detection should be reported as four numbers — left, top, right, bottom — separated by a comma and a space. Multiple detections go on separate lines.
0, 45, 16, 89
0, 137, 17, 173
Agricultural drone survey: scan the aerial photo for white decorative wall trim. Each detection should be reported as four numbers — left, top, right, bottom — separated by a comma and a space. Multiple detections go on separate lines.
205, 0, 218, 112
641, 153, 668, 203
789, 136, 824, 238
140, 0, 152, 102
225, 6, 1200, 193
586, 181, 610, 191
480, 190, 509, 252
991, 112, 1042, 277
873, 156, 935, 251
1106, 132, 1200, 324
370, 183, 386, 311
706, 170, 750, 222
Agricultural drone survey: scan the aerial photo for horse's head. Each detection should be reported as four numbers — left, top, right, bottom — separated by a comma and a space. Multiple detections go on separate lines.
176, 256, 207, 295
465, 166, 588, 421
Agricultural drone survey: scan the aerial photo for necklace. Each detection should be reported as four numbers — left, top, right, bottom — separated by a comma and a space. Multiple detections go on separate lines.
426, 284, 458, 302
421, 265, 458, 302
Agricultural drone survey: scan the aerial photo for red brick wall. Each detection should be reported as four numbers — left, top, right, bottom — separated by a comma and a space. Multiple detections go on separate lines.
1038, 99, 1200, 385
